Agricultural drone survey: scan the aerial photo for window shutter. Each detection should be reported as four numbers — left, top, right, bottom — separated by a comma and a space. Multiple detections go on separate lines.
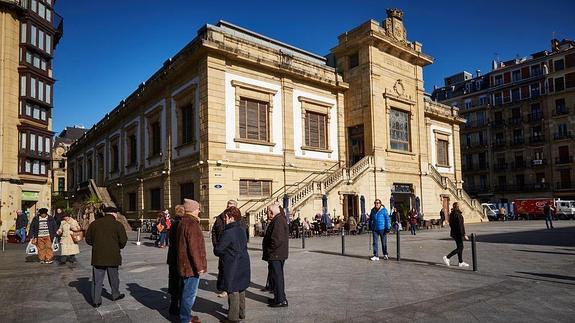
239, 180, 248, 195
258, 102, 268, 141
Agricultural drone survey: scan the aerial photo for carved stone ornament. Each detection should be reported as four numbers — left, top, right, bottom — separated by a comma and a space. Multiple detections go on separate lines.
393, 79, 405, 96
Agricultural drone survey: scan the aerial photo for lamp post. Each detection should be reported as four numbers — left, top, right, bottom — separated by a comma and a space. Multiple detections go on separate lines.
116, 183, 124, 210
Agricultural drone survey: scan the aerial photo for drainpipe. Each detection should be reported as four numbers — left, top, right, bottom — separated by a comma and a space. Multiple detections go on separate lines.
415, 65, 424, 216
368, 45, 378, 199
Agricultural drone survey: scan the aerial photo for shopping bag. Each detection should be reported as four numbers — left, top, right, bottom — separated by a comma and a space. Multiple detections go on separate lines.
26, 240, 38, 255
71, 230, 84, 243
52, 237, 60, 252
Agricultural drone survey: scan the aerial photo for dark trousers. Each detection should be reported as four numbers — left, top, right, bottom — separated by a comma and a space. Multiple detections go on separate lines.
269, 260, 286, 303
545, 215, 554, 229
92, 266, 120, 305
168, 263, 182, 313
446, 237, 464, 263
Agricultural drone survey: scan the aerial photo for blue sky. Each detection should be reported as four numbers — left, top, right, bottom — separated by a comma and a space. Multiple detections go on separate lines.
52, 0, 575, 134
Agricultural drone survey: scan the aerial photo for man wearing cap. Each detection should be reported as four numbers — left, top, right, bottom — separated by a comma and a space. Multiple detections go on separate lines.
29, 208, 57, 264
177, 199, 207, 323
85, 206, 128, 308
262, 202, 289, 307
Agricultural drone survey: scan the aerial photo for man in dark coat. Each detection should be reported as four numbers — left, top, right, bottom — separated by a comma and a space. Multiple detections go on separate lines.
211, 199, 237, 298
214, 206, 250, 322
85, 206, 128, 307
29, 208, 57, 264
167, 204, 184, 315
442, 202, 469, 268
54, 208, 65, 229
15, 210, 29, 243
262, 202, 289, 307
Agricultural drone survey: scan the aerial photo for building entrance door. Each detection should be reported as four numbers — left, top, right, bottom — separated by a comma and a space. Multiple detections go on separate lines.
442, 196, 450, 223
343, 194, 359, 221
348, 125, 365, 166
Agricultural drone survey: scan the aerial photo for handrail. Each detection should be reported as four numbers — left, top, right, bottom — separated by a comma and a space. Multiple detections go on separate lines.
349, 155, 374, 181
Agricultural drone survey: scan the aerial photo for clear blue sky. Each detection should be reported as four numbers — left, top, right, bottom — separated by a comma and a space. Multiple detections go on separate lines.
52, 0, 575, 134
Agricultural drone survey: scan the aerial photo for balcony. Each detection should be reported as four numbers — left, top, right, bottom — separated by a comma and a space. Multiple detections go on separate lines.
477, 163, 489, 171
527, 113, 543, 123
553, 132, 572, 141
491, 140, 506, 150
528, 135, 545, 144
508, 116, 523, 126
19, 149, 51, 160
527, 183, 550, 191
493, 162, 508, 171
530, 159, 547, 167
512, 137, 525, 145
552, 107, 569, 117
555, 156, 574, 165
463, 121, 488, 130
511, 160, 526, 169
490, 120, 506, 129
465, 142, 488, 150
555, 182, 574, 190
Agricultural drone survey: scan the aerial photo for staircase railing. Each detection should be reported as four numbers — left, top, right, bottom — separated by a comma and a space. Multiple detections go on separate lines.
349, 155, 374, 181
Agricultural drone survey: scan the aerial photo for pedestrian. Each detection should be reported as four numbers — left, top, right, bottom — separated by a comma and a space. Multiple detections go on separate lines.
498, 206, 506, 221
54, 208, 65, 229
85, 206, 128, 307
262, 202, 289, 307
211, 200, 238, 298
214, 206, 250, 322
348, 215, 357, 235
369, 199, 391, 261
157, 211, 168, 248
409, 209, 418, 235
57, 213, 81, 265
439, 208, 446, 228
167, 204, 185, 316
544, 202, 554, 229
442, 202, 469, 268
15, 210, 28, 243
177, 199, 207, 323
29, 208, 57, 264
163, 209, 172, 247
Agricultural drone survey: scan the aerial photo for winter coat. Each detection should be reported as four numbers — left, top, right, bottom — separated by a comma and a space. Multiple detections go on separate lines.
58, 218, 81, 256
348, 216, 357, 231
211, 212, 225, 249
166, 217, 181, 267
213, 221, 251, 293
262, 213, 289, 261
449, 209, 466, 239
177, 215, 207, 278
85, 215, 128, 266
29, 215, 58, 241
409, 213, 418, 225
16, 214, 28, 230
369, 207, 391, 231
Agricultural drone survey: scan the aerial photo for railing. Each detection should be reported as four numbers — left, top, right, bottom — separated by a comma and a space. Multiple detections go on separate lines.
508, 117, 523, 126
553, 107, 569, 116
511, 160, 526, 169
529, 135, 544, 144
444, 177, 459, 197
555, 156, 574, 165
349, 155, 373, 180
493, 162, 508, 171
428, 164, 443, 187
554, 132, 572, 140
555, 182, 574, 190
324, 167, 346, 192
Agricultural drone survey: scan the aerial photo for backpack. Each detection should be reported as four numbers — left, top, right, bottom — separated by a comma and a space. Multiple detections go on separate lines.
165, 217, 171, 230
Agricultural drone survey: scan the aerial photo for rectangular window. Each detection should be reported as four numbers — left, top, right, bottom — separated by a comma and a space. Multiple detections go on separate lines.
31, 25, 37, 46
150, 188, 161, 210
38, 2, 45, 19
389, 109, 410, 151
46, 8, 51, 22
46, 35, 52, 54
511, 88, 520, 101
304, 111, 327, 149
555, 77, 565, 92
30, 134, 36, 151
239, 98, 269, 142
58, 177, 65, 192
38, 80, 44, 101
437, 139, 449, 166
180, 104, 194, 144
180, 182, 194, 203
46, 84, 51, 104
565, 72, 575, 89
512, 70, 521, 82
531, 65, 541, 76
38, 30, 44, 51
32, 160, 40, 174
20, 132, 27, 149
554, 59, 565, 72
25, 160, 31, 173
128, 192, 137, 211
128, 135, 137, 166
239, 179, 271, 197
494, 75, 503, 86
40, 162, 46, 175
111, 144, 119, 172
21, 23, 27, 43
38, 136, 44, 153
530, 83, 540, 97
45, 137, 50, 154
349, 52, 359, 69
30, 77, 36, 98
20, 76, 26, 96
151, 121, 161, 156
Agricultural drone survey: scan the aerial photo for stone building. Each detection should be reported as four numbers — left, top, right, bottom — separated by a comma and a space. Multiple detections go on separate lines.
433, 39, 575, 202
67, 9, 483, 232
0, 0, 62, 232
51, 126, 86, 208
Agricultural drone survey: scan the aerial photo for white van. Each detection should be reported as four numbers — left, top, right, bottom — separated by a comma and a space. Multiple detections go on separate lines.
481, 203, 498, 221
555, 199, 575, 219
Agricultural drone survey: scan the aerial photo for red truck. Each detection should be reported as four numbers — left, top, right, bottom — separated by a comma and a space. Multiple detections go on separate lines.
513, 198, 555, 220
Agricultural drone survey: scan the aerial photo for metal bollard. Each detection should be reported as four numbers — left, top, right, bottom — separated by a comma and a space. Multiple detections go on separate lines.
341, 229, 345, 255
301, 227, 306, 249
136, 228, 141, 246
2, 230, 6, 252
471, 233, 477, 272
396, 224, 400, 261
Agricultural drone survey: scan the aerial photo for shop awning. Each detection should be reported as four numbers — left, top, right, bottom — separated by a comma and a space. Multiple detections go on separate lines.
22, 191, 39, 201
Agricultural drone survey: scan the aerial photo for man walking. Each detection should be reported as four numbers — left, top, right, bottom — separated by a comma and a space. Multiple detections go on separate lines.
211, 199, 237, 298
85, 206, 128, 307
29, 208, 57, 264
262, 202, 289, 307
442, 202, 469, 268
15, 210, 28, 243
544, 202, 555, 229
369, 199, 391, 261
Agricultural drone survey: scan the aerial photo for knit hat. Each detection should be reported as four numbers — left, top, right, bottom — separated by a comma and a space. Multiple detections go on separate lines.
183, 199, 200, 214
103, 206, 119, 214
267, 202, 281, 216
38, 208, 49, 214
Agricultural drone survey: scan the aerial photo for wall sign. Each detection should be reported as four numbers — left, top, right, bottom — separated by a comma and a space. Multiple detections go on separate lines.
392, 183, 412, 194
214, 184, 224, 190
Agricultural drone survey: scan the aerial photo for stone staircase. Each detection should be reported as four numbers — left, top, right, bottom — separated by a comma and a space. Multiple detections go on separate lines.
87, 179, 132, 231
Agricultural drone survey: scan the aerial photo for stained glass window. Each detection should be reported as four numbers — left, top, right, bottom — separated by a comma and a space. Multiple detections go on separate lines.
390, 108, 410, 151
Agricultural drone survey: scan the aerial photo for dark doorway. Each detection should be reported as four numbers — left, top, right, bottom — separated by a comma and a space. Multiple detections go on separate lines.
343, 194, 359, 221
348, 125, 365, 166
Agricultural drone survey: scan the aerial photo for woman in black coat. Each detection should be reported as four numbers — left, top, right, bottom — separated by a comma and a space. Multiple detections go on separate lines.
213, 206, 250, 322
443, 202, 469, 267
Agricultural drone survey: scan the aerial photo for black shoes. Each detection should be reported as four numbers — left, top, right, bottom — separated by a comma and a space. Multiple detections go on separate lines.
268, 300, 288, 308
92, 303, 101, 308
112, 294, 125, 301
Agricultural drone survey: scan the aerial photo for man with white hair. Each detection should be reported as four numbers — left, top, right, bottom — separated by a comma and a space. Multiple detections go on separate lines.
211, 199, 238, 298
262, 202, 289, 307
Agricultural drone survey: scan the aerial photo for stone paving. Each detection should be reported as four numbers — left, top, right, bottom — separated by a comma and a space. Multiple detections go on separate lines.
1, 221, 574, 322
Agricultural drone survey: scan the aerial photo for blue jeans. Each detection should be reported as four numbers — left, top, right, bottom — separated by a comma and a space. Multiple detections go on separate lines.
410, 224, 417, 235
159, 231, 168, 246
180, 276, 200, 323
16, 228, 26, 243
545, 215, 554, 229
372, 229, 388, 257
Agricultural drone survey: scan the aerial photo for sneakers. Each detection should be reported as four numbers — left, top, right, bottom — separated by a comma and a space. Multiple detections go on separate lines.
458, 262, 470, 268
217, 291, 227, 298
442, 256, 450, 266
370, 256, 380, 261
45, 260, 53, 264
383, 255, 389, 260
39, 260, 45, 264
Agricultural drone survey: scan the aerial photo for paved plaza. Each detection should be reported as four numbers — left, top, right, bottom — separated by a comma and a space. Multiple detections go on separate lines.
1, 221, 575, 322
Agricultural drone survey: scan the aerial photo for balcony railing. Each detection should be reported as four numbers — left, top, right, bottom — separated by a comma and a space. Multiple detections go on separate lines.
527, 113, 543, 123
492, 140, 506, 149
511, 160, 526, 169
513, 137, 525, 145
493, 162, 508, 171
555, 156, 574, 165
490, 120, 506, 128
531, 159, 547, 167
555, 182, 574, 190
554, 132, 572, 140
508, 117, 523, 126
553, 107, 569, 116
529, 135, 545, 144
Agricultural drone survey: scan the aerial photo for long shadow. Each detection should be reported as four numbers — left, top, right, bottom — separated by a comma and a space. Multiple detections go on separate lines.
473, 226, 575, 247
126, 283, 175, 322
507, 274, 575, 286
309, 250, 439, 266
68, 277, 92, 304
513, 249, 575, 256
516, 271, 575, 282
203, 273, 269, 305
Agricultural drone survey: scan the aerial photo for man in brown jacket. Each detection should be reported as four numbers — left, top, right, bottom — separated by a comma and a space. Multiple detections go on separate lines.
178, 199, 207, 323
85, 206, 128, 308
262, 202, 289, 307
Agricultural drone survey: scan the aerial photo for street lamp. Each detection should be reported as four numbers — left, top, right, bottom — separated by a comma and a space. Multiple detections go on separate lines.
116, 183, 124, 210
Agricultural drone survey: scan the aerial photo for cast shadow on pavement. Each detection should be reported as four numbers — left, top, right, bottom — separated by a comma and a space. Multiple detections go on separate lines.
69, 277, 114, 305
513, 249, 575, 256
126, 283, 176, 322
471, 226, 575, 247
516, 271, 575, 282
203, 273, 269, 305
309, 250, 439, 266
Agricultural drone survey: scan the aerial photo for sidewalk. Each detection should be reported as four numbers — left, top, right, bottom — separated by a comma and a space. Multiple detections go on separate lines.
0, 221, 574, 322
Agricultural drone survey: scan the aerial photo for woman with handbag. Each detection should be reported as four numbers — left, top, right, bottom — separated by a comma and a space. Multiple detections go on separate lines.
57, 213, 81, 265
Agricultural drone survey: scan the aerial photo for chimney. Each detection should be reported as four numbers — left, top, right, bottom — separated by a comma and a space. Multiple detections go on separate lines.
476, 69, 481, 77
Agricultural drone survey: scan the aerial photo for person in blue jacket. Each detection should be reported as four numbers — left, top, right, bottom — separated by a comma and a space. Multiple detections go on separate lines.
213, 206, 251, 322
369, 199, 391, 261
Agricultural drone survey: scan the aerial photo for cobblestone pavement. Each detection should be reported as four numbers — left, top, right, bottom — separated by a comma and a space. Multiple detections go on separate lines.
1, 221, 574, 322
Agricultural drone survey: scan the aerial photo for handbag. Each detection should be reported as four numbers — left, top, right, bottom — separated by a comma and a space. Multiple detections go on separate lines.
25, 240, 38, 255
71, 230, 84, 243
156, 222, 165, 232
52, 237, 60, 252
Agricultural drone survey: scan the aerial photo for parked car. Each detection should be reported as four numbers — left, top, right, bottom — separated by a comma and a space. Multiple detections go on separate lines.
481, 203, 499, 221
555, 200, 575, 220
